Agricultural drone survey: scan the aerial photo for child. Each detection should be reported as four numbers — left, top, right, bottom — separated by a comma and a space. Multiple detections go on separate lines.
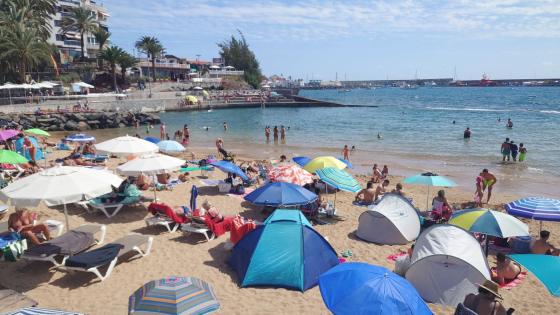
342, 145, 350, 161
519, 143, 527, 162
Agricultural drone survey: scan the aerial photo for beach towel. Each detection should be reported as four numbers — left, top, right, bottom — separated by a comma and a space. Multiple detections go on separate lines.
387, 252, 408, 262
491, 267, 528, 290
227, 188, 254, 199
230, 216, 256, 244
25, 231, 94, 257
200, 179, 221, 187
148, 203, 188, 224
65, 244, 124, 269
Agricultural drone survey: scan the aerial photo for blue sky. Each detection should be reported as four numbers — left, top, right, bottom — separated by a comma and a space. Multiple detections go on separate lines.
103, 0, 560, 80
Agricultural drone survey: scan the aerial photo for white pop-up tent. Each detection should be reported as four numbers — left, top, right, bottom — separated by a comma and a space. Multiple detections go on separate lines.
405, 224, 491, 307
355, 194, 421, 245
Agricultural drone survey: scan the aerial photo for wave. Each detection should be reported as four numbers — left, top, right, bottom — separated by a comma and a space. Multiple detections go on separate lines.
425, 107, 512, 112
540, 110, 560, 114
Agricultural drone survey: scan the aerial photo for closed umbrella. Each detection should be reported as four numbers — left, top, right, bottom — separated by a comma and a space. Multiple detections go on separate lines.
268, 164, 314, 186
24, 128, 50, 137
129, 276, 220, 315
0, 150, 28, 164
190, 185, 198, 211
96, 135, 158, 157
319, 262, 433, 315
244, 182, 317, 207
158, 140, 185, 154
509, 254, 560, 297
0, 166, 123, 230
449, 208, 529, 256
505, 197, 560, 231
0, 129, 20, 141
209, 160, 248, 181
303, 156, 347, 174
403, 172, 457, 210
65, 133, 95, 142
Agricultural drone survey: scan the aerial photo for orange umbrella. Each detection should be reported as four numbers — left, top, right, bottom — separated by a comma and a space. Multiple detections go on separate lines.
268, 164, 314, 186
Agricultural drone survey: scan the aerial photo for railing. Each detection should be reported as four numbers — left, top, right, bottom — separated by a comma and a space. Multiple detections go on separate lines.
209, 70, 244, 76
192, 78, 222, 83
64, 40, 82, 47
59, 0, 81, 5
138, 61, 189, 69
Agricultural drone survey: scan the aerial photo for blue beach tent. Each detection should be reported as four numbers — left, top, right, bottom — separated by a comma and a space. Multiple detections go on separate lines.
15, 136, 44, 161
228, 209, 339, 291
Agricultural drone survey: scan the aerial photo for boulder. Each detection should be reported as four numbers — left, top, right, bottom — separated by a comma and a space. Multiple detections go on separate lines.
64, 120, 78, 131
77, 121, 90, 131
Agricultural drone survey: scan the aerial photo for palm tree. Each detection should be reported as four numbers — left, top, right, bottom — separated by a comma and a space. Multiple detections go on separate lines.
135, 36, 164, 82
0, 0, 56, 39
93, 27, 110, 68
118, 52, 137, 82
60, 6, 97, 60
98, 45, 124, 91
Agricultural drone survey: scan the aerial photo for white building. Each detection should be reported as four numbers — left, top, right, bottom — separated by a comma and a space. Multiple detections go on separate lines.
48, 0, 110, 64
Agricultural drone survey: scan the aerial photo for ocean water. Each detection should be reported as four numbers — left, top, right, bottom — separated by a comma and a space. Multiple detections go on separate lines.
105, 87, 560, 196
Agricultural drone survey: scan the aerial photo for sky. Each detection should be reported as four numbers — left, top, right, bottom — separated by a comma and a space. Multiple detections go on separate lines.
102, 0, 560, 81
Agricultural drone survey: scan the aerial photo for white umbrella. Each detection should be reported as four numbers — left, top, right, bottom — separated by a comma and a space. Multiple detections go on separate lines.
95, 135, 158, 157
209, 65, 220, 69
72, 82, 94, 89
193, 86, 203, 90
0, 166, 123, 230
116, 154, 185, 199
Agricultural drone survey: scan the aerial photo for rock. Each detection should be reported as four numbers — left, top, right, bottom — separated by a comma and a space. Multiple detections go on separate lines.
118, 123, 126, 128
77, 121, 90, 131
64, 121, 78, 131
85, 113, 102, 121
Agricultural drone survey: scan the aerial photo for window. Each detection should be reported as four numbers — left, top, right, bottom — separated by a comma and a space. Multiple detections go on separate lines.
54, 20, 63, 27
56, 34, 64, 41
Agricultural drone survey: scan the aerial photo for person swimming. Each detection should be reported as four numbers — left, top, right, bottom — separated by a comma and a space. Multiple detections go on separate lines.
377, 132, 383, 139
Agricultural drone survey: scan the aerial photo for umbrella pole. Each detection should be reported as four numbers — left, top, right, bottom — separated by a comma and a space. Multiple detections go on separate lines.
485, 237, 489, 257
63, 203, 70, 232
426, 186, 431, 211
152, 175, 158, 201
540, 220, 543, 233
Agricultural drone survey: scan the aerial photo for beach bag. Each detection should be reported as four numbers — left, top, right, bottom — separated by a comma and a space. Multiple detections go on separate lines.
2, 238, 27, 262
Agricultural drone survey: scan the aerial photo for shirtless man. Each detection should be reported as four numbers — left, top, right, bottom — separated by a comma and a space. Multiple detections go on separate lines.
531, 230, 560, 256
494, 252, 522, 285
265, 126, 270, 142
355, 182, 375, 205
371, 164, 382, 183
160, 123, 166, 140
342, 145, 350, 161
480, 169, 497, 204
8, 208, 50, 245
374, 179, 390, 202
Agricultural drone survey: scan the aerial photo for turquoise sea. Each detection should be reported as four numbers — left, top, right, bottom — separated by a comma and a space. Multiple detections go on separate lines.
123, 87, 559, 196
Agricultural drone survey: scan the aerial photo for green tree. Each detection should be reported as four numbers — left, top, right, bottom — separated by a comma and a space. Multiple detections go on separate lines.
218, 31, 262, 88
93, 27, 110, 68
118, 52, 137, 82
60, 6, 97, 60
135, 36, 164, 82
98, 45, 125, 91
0, 0, 56, 39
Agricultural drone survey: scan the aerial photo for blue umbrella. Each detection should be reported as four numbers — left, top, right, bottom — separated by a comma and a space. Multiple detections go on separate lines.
292, 156, 311, 167
158, 140, 185, 153
65, 133, 95, 142
509, 254, 560, 297
190, 185, 198, 211
337, 158, 353, 168
506, 197, 560, 231
403, 172, 457, 210
244, 182, 317, 207
209, 160, 248, 181
144, 136, 160, 144
319, 262, 433, 315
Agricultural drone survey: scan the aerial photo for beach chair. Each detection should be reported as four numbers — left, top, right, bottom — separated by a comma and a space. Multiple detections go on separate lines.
21, 224, 106, 267
145, 203, 187, 233
64, 234, 153, 282
88, 195, 144, 218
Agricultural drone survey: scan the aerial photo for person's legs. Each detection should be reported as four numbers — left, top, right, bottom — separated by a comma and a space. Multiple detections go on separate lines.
486, 186, 493, 203
21, 230, 42, 245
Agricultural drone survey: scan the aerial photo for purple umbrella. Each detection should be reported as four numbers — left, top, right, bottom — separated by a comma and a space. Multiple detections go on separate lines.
0, 129, 20, 141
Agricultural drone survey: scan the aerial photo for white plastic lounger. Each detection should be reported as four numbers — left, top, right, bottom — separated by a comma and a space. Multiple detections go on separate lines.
88, 197, 145, 218
21, 224, 106, 267
145, 215, 180, 232
64, 234, 153, 282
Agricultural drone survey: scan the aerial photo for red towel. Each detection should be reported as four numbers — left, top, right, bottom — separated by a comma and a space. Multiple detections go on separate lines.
490, 267, 527, 290
230, 216, 256, 244
387, 252, 408, 262
204, 215, 233, 237
148, 203, 188, 224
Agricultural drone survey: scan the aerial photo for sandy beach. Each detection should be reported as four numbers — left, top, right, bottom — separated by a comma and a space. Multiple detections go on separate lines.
0, 145, 558, 315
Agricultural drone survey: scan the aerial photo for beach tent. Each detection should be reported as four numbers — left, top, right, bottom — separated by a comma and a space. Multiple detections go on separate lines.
15, 136, 44, 161
406, 224, 491, 307
228, 209, 339, 291
356, 194, 421, 245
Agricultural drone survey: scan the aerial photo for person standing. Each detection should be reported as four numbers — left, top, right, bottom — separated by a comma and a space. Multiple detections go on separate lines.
223, 122, 228, 131
518, 143, 527, 162
273, 126, 279, 142
463, 127, 471, 139
183, 124, 190, 144
265, 126, 270, 142
510, 141, 519, 161
342, 145, 350, 161
501, 138, 511, 162
280, 125, 286, 141
160, 123, 166, 140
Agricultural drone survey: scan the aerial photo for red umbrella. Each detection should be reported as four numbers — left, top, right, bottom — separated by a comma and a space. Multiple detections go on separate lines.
268, 164, 314, 186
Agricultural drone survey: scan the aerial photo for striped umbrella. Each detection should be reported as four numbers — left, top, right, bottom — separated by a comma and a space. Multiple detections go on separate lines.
505, 197, 560, 229
65, 133, 95, 142
449, 208, 529, 256
129, 276, 220, 315
315, 167, 360, 193
268, 164, 314, 186
7, 307, 82, 315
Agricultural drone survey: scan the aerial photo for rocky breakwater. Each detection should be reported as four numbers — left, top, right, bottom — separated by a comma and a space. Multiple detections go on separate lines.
0, 111, 160, 131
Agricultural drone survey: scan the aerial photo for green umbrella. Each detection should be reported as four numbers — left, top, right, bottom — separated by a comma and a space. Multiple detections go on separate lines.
0, 150, 28, 164
24, 128, 50, 137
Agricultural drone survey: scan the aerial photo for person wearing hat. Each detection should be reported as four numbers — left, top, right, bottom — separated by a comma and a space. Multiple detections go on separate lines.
462, 280, 508, 315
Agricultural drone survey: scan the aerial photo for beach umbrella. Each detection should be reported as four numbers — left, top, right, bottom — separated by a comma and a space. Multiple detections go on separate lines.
144, 136, 161, 144
158, 140, 185, 154
509, 254, 560, 297
6, 307, 83, 315
505, 197, 560, 231
193, 86, 203, 90
268, 164, 314, 186
24, 128, 50, 137
292, 156, 311, 167
0, 150, 28, 164
449, 208, 529, 256
316, 167, 360, 193
65, 133, 95, 142
0, 166, 123, 230
185, 95, 198, 104
403, 172, 457, 210
319, 262, 433, 315
0, 129, 20, 141
337, 158, 353, 168
128, 276, 220, 315
303, 156, 347, 174
95, 135, 158, 157
244, 182, 317, 207
209, 160, 248, 181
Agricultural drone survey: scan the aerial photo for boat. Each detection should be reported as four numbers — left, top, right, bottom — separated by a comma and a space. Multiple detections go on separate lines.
400, 83, 418, 90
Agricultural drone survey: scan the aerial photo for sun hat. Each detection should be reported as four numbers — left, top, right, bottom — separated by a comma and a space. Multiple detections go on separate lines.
477, 280, 503, 300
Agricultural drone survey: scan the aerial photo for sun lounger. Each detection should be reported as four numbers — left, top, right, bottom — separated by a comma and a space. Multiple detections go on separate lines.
64, 234, 153, 282
88, 195, 144, 218
145, 203, 188, 233
22, 224, 106, 267
0, 220, 64, 241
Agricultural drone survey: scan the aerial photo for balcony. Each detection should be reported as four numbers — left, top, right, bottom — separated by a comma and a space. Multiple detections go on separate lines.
209, 70, 244, 76
64, 40, 82, 47
138, 61, 189, 70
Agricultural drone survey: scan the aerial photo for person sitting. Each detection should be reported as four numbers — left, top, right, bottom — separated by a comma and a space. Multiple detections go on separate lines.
531, 230, 560, 256
57, 139, 71, 150
8, 208, 51, 245
431, 190, 452, 221
355, 182, 376, 205
394, 244, 414, 276
20, 161, 42, 176
391, 183, 406, 197
82, 142, 96, 155
198, 200, 223, 223
463, 280, 508, 315
493, 252, 522, 285
156, 173, 171, 185
374, 179, 390, 203
136, 174, 152, 190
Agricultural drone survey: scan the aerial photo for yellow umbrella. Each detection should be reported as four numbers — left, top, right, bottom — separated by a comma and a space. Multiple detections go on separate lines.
303, 156, 347, 174
185, 95, 198, 104
202, 90, 209, 97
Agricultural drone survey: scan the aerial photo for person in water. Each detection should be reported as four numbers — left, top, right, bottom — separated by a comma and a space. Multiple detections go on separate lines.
479, 169, 497, 204
273, 126, 279, 141
280, 125, 286, 141
506, 118, 513, 128
265, 126, 270, 142
501, 138, 511, 162
518, 143, 527, 162
223, 122, 228, 131
510, 141, 519, 161
464, 127, 471, 139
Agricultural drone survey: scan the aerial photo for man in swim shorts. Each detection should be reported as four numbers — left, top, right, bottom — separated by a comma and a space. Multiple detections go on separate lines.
480, 169, 497, 204
501, 138, 510, 162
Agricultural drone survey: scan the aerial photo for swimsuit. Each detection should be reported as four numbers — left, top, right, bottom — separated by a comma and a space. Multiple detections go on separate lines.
483, 179, 495, 188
